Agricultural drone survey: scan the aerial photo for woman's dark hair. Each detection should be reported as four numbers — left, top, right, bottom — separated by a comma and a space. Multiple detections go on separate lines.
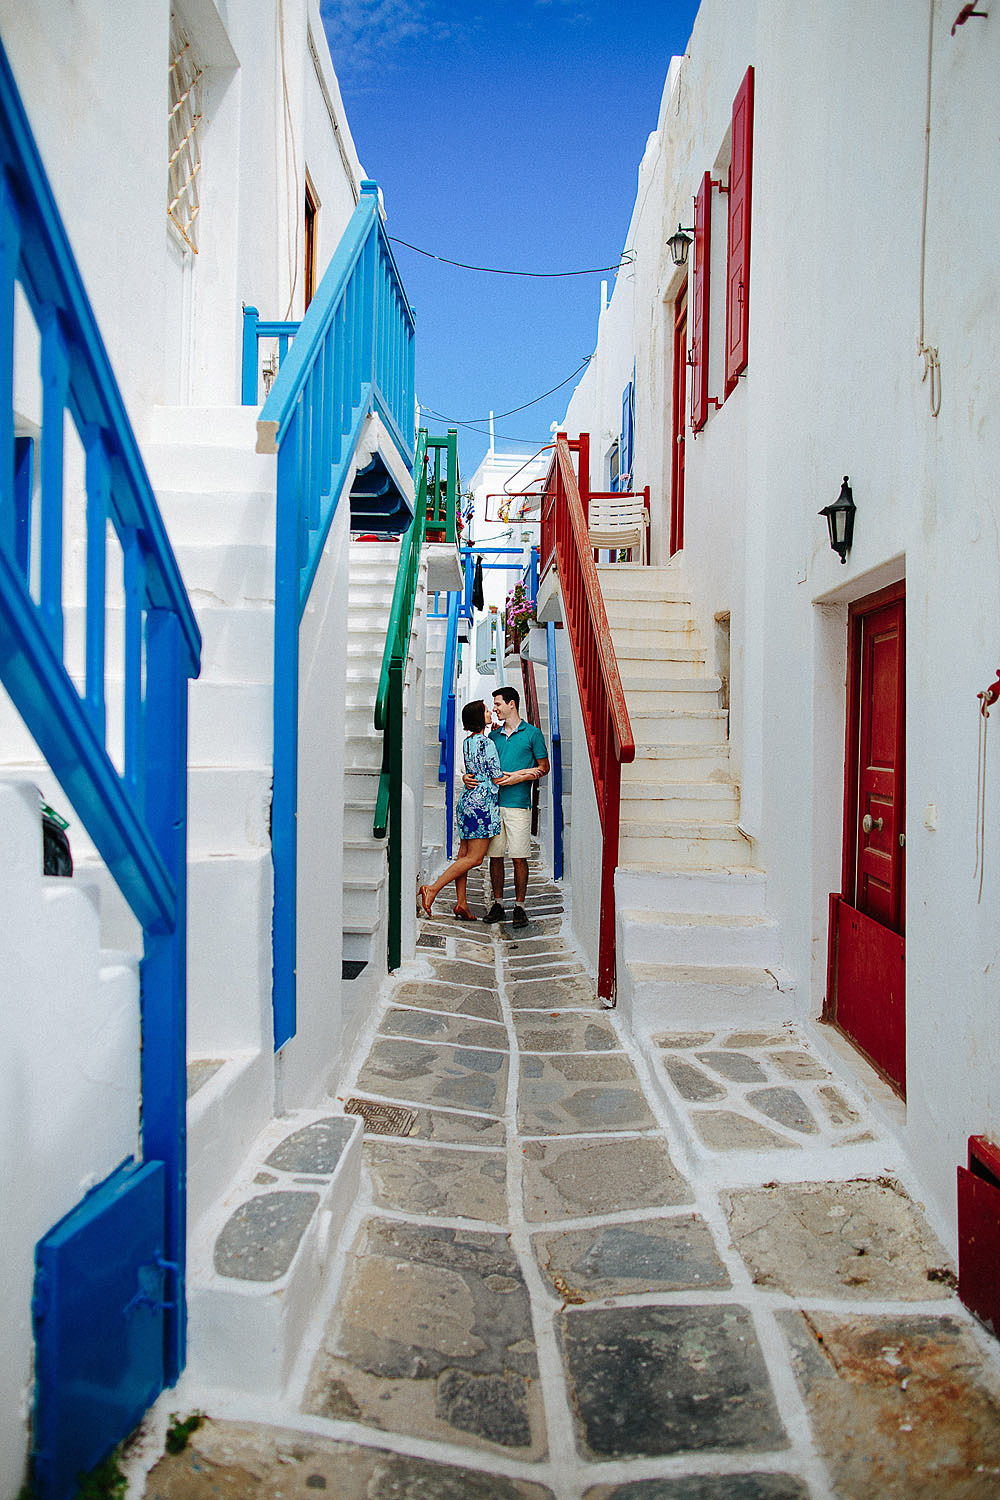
462, 700, 487, 733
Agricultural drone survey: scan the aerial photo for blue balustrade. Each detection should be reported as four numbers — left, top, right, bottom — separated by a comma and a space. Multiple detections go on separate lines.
255, 180, 415, 1047
438, 589, 459, 857
0, 38, 201, 1489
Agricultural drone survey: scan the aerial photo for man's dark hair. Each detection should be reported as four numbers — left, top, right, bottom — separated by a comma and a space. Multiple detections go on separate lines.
493, 686, 519, 712
462, 700, 487, 732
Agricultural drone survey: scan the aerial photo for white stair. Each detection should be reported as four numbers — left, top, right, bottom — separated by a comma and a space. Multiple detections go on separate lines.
598, 564, 794, 1034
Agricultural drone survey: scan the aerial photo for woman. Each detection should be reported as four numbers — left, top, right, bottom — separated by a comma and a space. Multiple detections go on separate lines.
419, 700, 503, 919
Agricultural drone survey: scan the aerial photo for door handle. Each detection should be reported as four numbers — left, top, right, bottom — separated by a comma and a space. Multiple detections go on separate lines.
899, 832, 906, 847
862, 813, 883, 833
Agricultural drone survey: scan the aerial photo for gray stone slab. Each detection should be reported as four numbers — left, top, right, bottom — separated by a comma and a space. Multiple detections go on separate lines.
519, 1053, 656, 1136
778, 1309, 1000, 1499
498, 916, 564, 941
357, 1038, 508, 1116
663, 1057, 726, 1102
584, 1478, 809, 1500
816, 1084, 862, 1126
392, 980, 502, 1022
511, 975, 598, 1010
722, 1031, 789, 1049
428, 956, 498, 987
533, 1217, 729, 1300
422, 919, 494, 947
456, 936, 495, 961
695, 1050, 768, 1083
379, 1007, 508, 1052
560, 1304, 787, 1458
746, 1087, 819, 1134
145, 1420, 556, 1499
348, 1095, 506, 1145
693, 1111, 798, 1152
304, 1218, 545, 1457
652, 1031, 715, 1048
214, 1191, 319, 1281
264, 1117, 354, 1175
504, 936, 570, 957
523, 1135, 692, 1221
365, 1140, 508, 1223
417, 933, 445, 950
514, 1012, 619, 1053
767, 1049, 830, 1080
725, 1179, 955, 1300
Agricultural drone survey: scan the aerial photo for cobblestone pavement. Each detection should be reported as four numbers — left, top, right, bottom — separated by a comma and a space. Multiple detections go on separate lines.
146, 864, 1000, 1500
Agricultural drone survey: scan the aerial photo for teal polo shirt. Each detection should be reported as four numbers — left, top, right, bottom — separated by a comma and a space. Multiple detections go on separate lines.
490, 720, 548, 809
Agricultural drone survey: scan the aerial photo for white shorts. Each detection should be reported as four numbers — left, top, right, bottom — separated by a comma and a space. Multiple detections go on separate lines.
487, 806, 532, 859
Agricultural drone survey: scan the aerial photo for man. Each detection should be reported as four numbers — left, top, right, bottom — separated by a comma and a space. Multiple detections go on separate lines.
465, 686, 548, 927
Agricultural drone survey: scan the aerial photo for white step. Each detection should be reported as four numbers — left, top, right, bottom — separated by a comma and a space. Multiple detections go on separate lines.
155, 488, 277, 547
628, 709, 730, 745
343, 801, 386, 840
618, 960, 790, 1034
149, 403, 263, 449
344, 839, 388, 882
173, 542, 276, 606
60, 602, 274, 684
615, 866, 768, 916
187, 1109, 362, 1396
187, 766, 272, 852
620, 782, 739, 818
190, 681, 272, 765
187, 1048, 273, 1233
622, 744, 732, 779
618, 830, 753, 868
619, 907, 782, 967
143, 439, 276, 494
343, 873, 387, 925
623, 684, 723, 714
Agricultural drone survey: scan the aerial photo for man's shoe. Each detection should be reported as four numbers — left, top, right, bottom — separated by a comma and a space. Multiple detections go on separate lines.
483, 902, 505, 924
512, 905, 529, 928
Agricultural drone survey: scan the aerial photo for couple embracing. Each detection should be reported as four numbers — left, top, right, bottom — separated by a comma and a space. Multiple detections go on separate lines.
419, 686, 549, 928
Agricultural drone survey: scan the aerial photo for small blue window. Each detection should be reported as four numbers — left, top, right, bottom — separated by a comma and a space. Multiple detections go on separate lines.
620, 377, 634, 488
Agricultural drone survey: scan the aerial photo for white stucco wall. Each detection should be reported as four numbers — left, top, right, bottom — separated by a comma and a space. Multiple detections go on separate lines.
555, 0, 1000, 1240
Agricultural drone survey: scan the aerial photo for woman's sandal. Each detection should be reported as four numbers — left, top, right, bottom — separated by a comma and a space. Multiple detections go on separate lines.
418, 886, 434, 917
453, 904, 477, 921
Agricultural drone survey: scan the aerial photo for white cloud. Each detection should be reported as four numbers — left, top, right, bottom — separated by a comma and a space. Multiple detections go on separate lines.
320, 0, 457, 87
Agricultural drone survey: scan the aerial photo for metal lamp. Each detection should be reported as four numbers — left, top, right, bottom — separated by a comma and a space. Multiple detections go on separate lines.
819, 476, 856, 564
667, 223, 694, 267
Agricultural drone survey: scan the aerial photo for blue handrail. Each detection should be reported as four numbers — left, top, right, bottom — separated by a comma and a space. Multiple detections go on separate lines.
0, 32, 200, 1427
546, 620, 564, 880
255, 180, 415, 1047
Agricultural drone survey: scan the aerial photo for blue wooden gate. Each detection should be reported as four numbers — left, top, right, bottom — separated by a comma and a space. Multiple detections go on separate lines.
0, 38, 200, 1497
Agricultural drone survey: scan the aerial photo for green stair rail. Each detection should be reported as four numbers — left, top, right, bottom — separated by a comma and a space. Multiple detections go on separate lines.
374, 429, 459, 970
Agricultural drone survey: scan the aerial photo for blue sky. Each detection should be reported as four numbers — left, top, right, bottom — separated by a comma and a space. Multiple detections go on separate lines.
321, 0, 700, 477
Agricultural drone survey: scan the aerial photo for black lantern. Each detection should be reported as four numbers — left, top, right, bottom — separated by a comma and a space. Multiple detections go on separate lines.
819, 476, 856, 564
667, 223, 694, 267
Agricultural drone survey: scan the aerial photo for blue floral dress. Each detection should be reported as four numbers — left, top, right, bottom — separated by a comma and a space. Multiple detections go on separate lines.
456, 733, 502, 840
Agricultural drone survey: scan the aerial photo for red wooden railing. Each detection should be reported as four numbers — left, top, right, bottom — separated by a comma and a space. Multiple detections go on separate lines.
540, 433, 634, 1001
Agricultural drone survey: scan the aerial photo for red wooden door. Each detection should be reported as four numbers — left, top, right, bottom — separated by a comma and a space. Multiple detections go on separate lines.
827, 583, 906, 1093
670, 282, 687, 555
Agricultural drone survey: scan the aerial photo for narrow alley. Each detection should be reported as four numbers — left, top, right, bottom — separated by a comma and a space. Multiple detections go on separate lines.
144, 858, 1000, 1500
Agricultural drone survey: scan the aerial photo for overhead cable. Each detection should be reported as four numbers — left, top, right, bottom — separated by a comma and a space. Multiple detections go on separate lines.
421, 356, 591, 426
389, 236, 634, 278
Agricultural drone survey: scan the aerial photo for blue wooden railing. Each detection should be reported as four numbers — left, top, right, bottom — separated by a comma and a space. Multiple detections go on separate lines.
437, 548, 476, 859
0, 38, 200, 1491
255, 180, 415, 1046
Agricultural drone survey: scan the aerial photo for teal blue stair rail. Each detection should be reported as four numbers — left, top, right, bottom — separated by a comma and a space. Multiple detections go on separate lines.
0, 38, 200, 1495
257, 180, 415, 1047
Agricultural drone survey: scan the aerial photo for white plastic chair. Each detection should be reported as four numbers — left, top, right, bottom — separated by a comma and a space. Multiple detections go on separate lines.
588, 493, 649, 563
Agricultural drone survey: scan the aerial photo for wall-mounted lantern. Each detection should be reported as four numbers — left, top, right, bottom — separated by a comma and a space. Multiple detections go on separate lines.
819, 476, 857, 564
667, 223, 694, 267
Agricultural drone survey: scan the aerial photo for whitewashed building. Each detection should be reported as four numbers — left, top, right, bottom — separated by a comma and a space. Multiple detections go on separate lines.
0, 4, 440, 1493
552, 0, 1000, 1266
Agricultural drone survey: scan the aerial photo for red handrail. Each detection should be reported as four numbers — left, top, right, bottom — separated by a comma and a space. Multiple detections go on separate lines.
540, 434, 634, 1000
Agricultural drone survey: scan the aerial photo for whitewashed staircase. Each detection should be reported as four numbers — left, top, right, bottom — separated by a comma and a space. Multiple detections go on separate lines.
598, 564, 791, 1032
342, 540, 421, 967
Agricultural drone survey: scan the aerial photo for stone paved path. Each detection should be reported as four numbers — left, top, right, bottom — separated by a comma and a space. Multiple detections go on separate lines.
146, 863, 1000, 1500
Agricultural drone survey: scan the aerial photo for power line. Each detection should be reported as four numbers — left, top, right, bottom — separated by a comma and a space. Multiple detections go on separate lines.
421, 357, 591, 427
389, 235, 634, 278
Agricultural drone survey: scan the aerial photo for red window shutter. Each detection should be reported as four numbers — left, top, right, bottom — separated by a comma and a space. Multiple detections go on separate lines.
725, 65, 754, 393
690, 170, 711, 434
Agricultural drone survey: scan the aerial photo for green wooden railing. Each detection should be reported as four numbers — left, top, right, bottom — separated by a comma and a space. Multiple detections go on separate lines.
374, 429, 459, 970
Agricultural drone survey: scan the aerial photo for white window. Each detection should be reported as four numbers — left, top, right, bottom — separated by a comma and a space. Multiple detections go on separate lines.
167, 13, 203, 252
